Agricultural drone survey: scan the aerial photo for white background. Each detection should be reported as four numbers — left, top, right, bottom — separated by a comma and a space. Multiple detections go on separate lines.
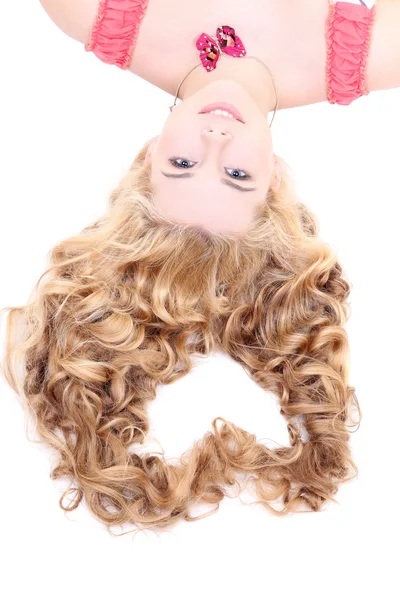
0, 1, 399, 599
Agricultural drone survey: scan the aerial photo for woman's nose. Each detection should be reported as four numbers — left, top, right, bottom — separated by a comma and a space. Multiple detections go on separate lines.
202, 128, 233, 142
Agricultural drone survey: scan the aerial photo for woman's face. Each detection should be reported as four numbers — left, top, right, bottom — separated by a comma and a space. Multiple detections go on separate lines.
146, 81, 280, 234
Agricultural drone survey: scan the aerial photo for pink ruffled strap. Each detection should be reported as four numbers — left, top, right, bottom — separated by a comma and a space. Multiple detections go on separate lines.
326, 1, 376, 105
85, 0, 150, 70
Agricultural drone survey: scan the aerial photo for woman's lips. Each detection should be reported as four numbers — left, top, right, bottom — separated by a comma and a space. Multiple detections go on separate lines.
198, 102, 245, 124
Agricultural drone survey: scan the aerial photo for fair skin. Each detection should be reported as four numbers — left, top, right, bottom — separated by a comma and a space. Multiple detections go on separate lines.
144, 63, 281, 234
39, 0, 400, 231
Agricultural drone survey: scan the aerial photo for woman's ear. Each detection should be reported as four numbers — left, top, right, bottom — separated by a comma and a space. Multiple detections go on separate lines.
270, 156, 281, 193
144, 136, 159, 165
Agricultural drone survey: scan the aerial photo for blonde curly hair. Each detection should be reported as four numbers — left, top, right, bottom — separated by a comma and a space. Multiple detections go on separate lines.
0, 137, 360, 534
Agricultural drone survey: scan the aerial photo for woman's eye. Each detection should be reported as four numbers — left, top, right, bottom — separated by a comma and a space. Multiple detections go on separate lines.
170, 158, 196, 169
169, 158, 251, 180
224, 168, 250, 180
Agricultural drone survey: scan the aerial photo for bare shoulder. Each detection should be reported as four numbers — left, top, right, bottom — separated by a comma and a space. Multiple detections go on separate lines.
368, 0, 400, 92
39, 0, 99, 45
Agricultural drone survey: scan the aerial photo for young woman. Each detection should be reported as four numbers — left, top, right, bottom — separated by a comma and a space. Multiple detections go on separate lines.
0, 1, 397, 532
38, 0, 399, 233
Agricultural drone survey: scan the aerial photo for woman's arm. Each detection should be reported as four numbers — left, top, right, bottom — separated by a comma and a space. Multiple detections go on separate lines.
368, 0, 400, 93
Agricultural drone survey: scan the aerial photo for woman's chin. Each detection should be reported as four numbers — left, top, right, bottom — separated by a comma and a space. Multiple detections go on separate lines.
202, 78, 250, 96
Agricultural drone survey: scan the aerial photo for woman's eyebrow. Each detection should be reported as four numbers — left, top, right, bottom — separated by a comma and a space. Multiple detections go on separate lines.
160, 170, 258, 192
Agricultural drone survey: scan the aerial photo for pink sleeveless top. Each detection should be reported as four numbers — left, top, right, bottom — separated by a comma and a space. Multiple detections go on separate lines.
84, 0, 377, 106
85, 0, 149, 70
326, 0, 376, 105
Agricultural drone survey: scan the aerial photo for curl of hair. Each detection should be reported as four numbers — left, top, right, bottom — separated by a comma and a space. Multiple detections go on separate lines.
0, 138, 361, 534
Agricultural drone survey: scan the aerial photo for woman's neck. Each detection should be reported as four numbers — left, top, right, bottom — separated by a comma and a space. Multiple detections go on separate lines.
179, 54, 278, 118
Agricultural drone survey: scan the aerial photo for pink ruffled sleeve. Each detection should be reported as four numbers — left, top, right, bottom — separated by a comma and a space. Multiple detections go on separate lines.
85, 0, 150, 70
326, 1, 376, 105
